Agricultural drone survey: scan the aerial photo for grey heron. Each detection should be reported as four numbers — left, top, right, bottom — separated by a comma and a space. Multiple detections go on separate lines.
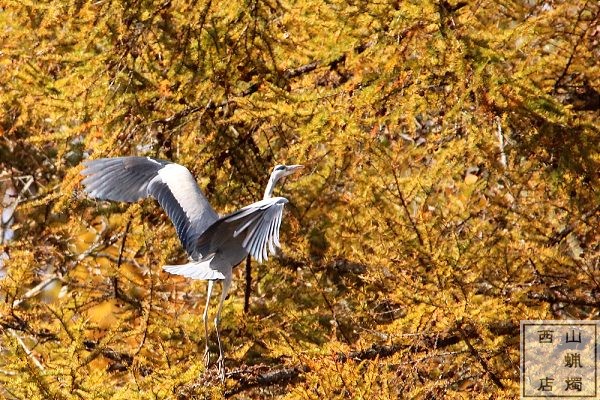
80, 156, 302, 380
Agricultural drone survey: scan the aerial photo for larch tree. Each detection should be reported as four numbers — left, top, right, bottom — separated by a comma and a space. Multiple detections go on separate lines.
0, 0, 598, 398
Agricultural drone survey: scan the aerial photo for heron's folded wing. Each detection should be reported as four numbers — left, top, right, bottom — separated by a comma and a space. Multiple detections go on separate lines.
81, 157, 218, 257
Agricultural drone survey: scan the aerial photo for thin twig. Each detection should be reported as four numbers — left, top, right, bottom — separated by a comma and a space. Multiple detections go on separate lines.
391, 167, 424, 246
495, 116, 507, 169
305, 262, 353, 344
548, 204, 600, 246
0, 368, 17, 376
135, 255, 154, 356
114, 217, 133, 298
552, 1, 594, 94
243, 255, 252, 314
8, 328, 45, 371
12, 276, 62, 308
457, 322, 505, 390
1, 175, 34, 245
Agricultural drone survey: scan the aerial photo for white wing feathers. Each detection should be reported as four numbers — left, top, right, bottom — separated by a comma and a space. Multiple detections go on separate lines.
156, 163, 218, 229
225, 197, 288, 263
163, 256, 225, 280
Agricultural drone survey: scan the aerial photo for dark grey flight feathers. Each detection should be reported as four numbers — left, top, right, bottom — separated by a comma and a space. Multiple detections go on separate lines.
81, 157, 218, 257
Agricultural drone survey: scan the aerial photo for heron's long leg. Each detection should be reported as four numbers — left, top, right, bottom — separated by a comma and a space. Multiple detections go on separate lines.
214, 275, 232, 382
202, 280, 214, 368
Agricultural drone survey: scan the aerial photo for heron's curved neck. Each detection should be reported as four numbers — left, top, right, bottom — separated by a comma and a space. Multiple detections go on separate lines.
263, 176, 278, 199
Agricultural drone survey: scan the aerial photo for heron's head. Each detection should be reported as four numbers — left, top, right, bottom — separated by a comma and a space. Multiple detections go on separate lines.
270, 164, 303, 181
264, 164, 303, 198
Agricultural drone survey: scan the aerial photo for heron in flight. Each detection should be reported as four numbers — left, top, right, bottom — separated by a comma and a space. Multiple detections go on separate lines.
80, 156, 302, 380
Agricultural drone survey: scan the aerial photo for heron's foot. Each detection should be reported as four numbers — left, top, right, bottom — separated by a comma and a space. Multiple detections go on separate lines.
217, 355, 225, 383
203, 346, 210, 368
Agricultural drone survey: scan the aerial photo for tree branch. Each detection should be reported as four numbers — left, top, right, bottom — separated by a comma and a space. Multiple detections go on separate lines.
82, 339, 134, 372
552, 1, 595, 94
8, 328, 45, 371
527, 291, 600, 308
243, 255, 252, 314
457, 322, 505, 390
225, 365, 309, 398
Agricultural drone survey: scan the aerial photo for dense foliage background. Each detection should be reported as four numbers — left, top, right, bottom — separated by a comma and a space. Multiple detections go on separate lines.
1, 0, 599, 398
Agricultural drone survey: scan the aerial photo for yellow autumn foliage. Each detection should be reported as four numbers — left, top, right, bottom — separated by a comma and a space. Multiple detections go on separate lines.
1, 0, 599, 398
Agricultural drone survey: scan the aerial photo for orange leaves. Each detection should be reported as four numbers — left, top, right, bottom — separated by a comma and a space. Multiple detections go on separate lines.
86, 299, 119, 329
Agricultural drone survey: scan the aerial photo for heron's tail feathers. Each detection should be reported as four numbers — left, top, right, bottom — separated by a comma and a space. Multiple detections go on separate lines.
163, 256, 224, 280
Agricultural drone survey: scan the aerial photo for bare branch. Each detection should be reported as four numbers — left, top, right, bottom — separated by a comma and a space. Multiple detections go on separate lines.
12, 276, 63, 308
225, 365, 309, 398
8, 328, 45, 371
495, 116, 507, 169
457, 322, 505, 390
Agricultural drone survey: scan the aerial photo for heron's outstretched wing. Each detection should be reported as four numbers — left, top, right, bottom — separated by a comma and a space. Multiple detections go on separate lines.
81, 157, 219, 257
197, 197, 289, 263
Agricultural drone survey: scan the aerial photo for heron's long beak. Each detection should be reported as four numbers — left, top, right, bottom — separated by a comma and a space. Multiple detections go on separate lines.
285, 165, 303, 176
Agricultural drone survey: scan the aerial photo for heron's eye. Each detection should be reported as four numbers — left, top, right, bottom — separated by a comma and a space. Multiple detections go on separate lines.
274, 165, 286, 171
